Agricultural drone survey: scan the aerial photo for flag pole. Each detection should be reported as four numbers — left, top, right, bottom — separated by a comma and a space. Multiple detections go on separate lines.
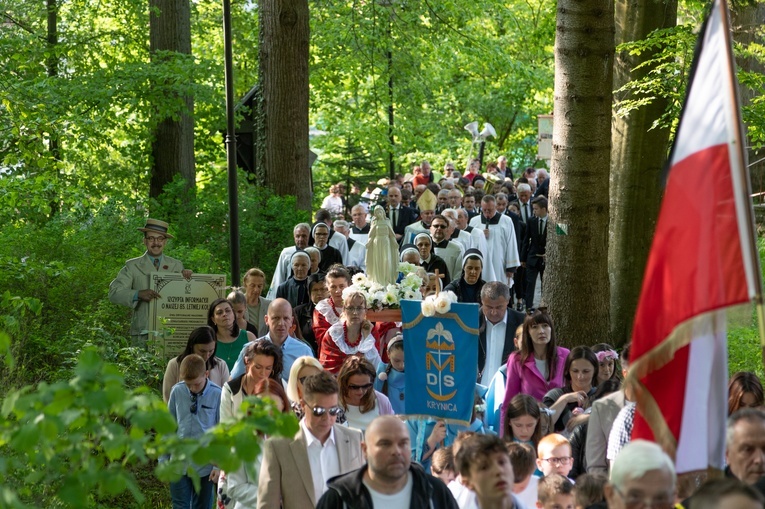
718, 0, 765, 358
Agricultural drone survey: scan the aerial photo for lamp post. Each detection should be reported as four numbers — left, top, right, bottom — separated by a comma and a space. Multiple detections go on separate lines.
464, 122, 497, 172
223, 0, 240, 286
379, 0, 396, 180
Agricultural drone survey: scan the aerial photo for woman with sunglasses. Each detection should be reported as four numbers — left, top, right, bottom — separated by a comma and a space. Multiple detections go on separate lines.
337, 355, 393, 432
286, 356, 336, 421
319, 290, 382, 374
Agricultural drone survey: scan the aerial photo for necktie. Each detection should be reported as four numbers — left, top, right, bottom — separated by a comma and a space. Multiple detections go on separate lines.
539, 218, 543, 235
525, 204, 530, 222
392, 207, 398, 227
153, 258, 160, 271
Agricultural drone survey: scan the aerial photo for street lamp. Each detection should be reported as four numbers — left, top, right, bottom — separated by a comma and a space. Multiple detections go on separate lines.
464, 122, 496, 172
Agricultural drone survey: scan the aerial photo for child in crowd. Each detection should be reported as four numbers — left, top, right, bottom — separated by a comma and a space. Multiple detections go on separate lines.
537, 474, 575, 509
508, 442, 539, 508
572, 474, 607, 509
375, 335, 405, 414
591, 343, 621, 385
455, 434, 524, 509
503, 393, 545, 445
537, 434, 574, 480
431, 447, 457, 485
447, 431, 478, 509
167, 354, 222, 509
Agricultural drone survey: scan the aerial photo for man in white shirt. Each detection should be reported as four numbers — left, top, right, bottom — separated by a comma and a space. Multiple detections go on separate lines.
350, 205, 371, 245
258, 371, 363, 509
478, 282, 525, 385
334, 220, 367, 269
468, 195, 520, 283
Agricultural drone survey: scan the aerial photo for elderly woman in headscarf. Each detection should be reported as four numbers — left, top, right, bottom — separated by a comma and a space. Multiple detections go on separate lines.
275, 250, 311, 309
413, 232, 450, 282
399, 243, 421, 266
312, 222, 343, 272
444, 248, 486, 304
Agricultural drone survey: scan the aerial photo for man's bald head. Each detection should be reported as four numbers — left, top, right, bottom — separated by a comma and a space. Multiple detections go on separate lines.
265, 298, 294, 345
366, 415, 407, 440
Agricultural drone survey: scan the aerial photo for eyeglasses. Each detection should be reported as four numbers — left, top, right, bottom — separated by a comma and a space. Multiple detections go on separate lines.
613, 487, 675, 509
306, 404, 344, 417
190, 393, 198, 414
345, 306, 366, 314
348, 383, 373, 392
540, 456, 573, 466
146, 236, 166, 243
299, 376, 309, 385
431, 224, 447, 229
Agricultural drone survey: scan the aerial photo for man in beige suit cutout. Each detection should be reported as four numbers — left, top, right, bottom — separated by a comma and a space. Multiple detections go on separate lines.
258, 371, 364, 509
109, 219, 192, 343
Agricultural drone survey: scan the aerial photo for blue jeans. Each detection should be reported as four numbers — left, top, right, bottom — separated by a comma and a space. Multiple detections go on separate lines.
170, 474, 214, 509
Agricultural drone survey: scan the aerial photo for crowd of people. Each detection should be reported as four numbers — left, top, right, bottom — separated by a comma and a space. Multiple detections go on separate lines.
108, 161, 765, 509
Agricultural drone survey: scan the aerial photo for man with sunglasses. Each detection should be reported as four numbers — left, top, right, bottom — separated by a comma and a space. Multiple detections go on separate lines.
258, 371, 363, 509
430, 214, 464, 285
109, 218, 192, 344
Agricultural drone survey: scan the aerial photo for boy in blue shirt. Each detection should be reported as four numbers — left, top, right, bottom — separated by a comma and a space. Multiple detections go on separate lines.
167, 354, 222, 509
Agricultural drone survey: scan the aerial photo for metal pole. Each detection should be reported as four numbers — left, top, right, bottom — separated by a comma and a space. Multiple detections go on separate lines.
477, 141, 486, 173
387, 51, 394, 179
223, 0, 240, 286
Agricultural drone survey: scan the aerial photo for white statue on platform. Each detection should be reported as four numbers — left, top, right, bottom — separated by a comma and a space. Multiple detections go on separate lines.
365, 205, 399, 286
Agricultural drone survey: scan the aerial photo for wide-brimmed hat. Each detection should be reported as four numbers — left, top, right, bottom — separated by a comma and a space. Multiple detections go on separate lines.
137, 219, 175, 239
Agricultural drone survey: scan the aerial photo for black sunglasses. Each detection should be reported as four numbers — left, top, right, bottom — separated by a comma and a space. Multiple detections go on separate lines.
306, 404, 343, 417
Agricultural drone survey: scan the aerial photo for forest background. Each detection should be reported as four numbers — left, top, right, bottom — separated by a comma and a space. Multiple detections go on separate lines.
0, 0, 764, 506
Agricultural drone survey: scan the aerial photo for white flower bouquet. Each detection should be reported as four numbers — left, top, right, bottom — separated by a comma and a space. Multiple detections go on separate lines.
420, 290, 459, 317
344, 262, 424, 311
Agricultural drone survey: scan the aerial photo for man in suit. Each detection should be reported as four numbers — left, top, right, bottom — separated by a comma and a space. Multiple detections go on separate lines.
386, 186, 418, 241
535, 169, 550, 198
108, 219, 191, 343
258, 371, 364, 509
243, 267, 271, 336
517, 184, 533, 224
478, 281, 525, 385
586, 344, 630, 476
520, 196, 548, 312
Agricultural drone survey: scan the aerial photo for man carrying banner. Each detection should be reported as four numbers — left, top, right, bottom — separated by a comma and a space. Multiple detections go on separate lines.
478, 282, 525, 385
627, 0, 762, 477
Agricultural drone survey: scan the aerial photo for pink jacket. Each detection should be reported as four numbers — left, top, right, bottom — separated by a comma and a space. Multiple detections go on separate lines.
500, 346, 570, 436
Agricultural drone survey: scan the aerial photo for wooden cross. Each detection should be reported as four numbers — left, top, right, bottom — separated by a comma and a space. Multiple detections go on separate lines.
433, 269, 445, 295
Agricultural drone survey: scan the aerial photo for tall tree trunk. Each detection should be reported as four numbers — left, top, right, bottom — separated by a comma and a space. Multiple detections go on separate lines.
47, 0, 60, 215
258, 0, 311, 210
149, 0, 195, 199
731, 2, 765, 198
608, 0, 677, 345
545, 0, 614, 344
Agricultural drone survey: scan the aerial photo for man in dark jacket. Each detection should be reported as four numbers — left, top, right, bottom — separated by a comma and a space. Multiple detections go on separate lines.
317, 416, 459, 509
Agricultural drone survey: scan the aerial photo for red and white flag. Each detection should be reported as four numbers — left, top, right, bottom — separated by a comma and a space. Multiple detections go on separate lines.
627, 0, 760, 474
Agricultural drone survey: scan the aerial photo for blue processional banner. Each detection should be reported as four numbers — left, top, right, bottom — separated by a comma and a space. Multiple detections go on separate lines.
401, 299, 479, 426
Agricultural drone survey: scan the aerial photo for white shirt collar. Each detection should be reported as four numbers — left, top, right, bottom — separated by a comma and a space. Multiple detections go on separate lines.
487, 310, 508, 327
301, 419, 336, 448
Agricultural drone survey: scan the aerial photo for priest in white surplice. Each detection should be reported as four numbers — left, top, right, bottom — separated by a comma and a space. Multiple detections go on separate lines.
333, 220, 367, 269
468, 195, 520, 283
266, 223, 311, 299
